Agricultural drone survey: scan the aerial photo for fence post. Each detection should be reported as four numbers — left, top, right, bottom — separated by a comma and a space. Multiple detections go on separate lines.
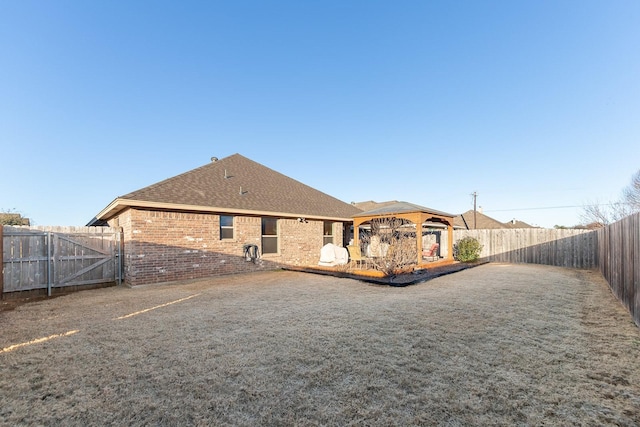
47, 232, 53, 297
117, 228, 123, 285
0, 226, 4, 298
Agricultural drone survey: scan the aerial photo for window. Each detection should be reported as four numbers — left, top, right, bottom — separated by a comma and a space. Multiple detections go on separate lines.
261, 218, 278, 254
323, 221, 334, 245
220, 215, 234, 239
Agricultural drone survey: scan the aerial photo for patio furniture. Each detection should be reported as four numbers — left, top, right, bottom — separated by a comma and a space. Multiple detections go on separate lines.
318, 243, 349, 266
347, 245, 368, 269
367, 235, 389, 258
422, 243, 439, 261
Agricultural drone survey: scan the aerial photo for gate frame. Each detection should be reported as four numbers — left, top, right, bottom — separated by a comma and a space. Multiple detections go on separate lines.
2, 226, 123, 297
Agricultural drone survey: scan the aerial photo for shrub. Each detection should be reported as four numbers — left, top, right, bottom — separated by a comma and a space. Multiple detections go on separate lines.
0, 210, 29, 226
453, 236, 483, 262
364, 217, 417, 276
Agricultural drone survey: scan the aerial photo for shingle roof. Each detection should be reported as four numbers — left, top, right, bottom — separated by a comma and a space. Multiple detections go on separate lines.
505, 219, 535, 229
351, 200, 399, 212
95, 153, 361, 221
354, 201, 455, 219
454, 210, 535, 229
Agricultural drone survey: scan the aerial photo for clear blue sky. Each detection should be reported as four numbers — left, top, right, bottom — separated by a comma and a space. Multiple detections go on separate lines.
1, 1, 639, 228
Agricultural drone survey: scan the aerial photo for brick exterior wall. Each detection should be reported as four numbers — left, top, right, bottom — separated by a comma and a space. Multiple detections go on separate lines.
109, 208, 346, 286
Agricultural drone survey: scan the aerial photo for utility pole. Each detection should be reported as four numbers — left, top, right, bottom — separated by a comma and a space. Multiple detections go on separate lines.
472, 191, 477, 229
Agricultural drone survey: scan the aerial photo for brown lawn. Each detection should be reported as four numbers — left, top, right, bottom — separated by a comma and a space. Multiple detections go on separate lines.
1, 263, 639, 426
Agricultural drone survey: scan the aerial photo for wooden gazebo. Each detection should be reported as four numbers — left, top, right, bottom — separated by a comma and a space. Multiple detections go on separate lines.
352, 202, 455, 267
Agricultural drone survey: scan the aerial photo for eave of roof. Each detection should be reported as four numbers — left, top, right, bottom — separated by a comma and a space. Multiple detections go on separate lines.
96, 198, 357, 222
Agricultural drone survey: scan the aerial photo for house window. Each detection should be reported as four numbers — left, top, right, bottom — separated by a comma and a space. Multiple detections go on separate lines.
261, 218, 278, 254
323, 221, 334, 245
220, 215, 234, 239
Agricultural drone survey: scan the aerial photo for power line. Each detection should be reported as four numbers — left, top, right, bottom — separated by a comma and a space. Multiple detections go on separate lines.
471, 191, 477, 229
484, 203, 623, 213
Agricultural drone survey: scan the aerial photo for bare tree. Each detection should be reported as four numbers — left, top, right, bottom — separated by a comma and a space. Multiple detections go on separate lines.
622, 170, 640, 212
581, 169, 640, 227
363, 217, 417, 276
580, 201, 616, 228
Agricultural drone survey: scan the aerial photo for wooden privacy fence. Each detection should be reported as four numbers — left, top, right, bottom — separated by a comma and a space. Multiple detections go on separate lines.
596, 213, 640, 327
453, 228, 597, 269
1, 226, 122, 296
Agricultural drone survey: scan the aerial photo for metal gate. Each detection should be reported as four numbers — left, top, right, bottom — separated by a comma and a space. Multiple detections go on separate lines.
1, 226, 122, 296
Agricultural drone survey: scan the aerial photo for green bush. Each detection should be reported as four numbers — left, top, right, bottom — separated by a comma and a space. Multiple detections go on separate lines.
453, 236, 483, 262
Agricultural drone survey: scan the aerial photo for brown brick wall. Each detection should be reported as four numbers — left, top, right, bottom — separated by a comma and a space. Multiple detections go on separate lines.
109, 208, 347, 286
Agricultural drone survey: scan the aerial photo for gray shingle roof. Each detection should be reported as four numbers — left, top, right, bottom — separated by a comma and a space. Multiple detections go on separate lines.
98, 153, 361, 220
351, 200, 399, 212
354, 201, 455, 218
454, 210, 535, 229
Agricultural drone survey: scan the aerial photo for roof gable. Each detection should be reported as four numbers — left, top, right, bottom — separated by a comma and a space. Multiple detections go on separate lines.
97, 154, 361, 221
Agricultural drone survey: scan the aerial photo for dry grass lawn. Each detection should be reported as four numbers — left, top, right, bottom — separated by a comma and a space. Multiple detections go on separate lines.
1, 263, 639, 426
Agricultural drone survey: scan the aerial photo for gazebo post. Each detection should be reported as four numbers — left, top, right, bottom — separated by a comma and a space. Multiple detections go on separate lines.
352, 219, 361, 249
415, 213, 424, 266
447, 221, 454, 261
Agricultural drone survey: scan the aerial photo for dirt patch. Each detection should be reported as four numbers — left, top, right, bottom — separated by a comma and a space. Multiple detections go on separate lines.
1, 264, 639, 425
0, 296, 49, 313
1, 283, 114, 312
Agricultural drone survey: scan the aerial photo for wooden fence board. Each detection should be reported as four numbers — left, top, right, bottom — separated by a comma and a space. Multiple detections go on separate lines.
453, 228, 597, 269
2, 226, 122, 294
630, 215, 636, 320
0, 225, 3, 295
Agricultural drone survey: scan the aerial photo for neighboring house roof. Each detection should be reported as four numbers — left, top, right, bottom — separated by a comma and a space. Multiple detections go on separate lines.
504, 219, 535, 229
454, 210, 535, 229
93, 153, 362, 222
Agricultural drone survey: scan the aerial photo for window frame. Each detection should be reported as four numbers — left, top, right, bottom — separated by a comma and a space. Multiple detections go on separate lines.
220, 215, 234, 240
261, 217, 279, 254
323, 221, 334, 246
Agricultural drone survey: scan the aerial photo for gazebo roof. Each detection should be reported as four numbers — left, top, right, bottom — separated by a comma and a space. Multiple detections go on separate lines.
353, 201, 455, 219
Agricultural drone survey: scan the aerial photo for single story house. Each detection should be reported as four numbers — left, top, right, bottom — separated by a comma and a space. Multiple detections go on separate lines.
454, 209, 535, 230
90, 154, 362, 286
